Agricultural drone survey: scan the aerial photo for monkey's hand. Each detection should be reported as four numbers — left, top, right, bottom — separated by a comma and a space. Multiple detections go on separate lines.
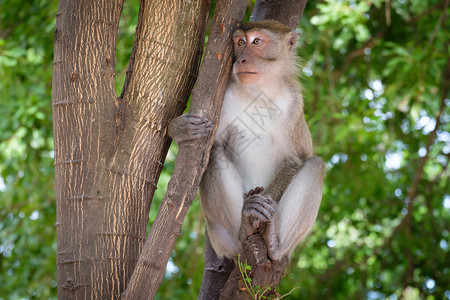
239, 188, 277, 241
239, 188, 281, 261
168, 114, 213, 144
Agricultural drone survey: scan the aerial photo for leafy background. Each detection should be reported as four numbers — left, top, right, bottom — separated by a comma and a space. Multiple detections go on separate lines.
0, 0, 448, 299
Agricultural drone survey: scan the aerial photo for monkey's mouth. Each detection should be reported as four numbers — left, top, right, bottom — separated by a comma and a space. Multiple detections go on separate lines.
237, 72, 258, 75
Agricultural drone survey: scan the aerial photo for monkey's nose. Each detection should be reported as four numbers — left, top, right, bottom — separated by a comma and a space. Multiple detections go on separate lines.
237, 58, 246, 64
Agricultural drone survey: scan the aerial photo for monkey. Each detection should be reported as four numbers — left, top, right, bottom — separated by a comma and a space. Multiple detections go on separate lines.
169, 20, 325, 262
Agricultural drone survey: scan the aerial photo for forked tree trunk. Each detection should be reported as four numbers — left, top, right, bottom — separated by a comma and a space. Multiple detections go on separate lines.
53, 0, 209, 298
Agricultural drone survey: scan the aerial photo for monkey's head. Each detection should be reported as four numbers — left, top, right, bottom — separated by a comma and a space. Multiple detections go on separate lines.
232, 20, 300, 85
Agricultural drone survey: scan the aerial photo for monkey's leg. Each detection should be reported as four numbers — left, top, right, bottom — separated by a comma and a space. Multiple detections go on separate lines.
271, 156, 325, 260
262, 157, 304, 203
199, 146, 245, 259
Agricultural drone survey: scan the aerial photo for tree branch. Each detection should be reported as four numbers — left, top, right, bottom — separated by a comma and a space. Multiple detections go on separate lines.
198, 230, 236, 300
333, 31, 385, 80
427, 0, 448, 46
405, 0, 447, 24
250, 0, 307, 30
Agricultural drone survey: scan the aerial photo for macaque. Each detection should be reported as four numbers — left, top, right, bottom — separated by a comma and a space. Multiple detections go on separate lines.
169, 20, 325, 261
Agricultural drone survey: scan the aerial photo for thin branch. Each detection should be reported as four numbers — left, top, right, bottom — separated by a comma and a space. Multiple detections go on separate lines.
427, 0, 448, 46
385, 0, 391, 26
405, 0, 447, 24
334, 31, 385, 80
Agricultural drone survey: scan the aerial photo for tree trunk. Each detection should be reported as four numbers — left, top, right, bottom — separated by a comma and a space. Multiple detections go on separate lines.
250, 0, 307, 29
198, 1, 308, 299
53, 0, 209, 298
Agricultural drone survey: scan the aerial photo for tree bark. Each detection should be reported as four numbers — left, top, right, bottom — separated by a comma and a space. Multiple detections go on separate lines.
219, 235, 289, 300
53, 0, 209, 298
122, 1, 247, 299
199, 1, 308, 299
250, 0, 307, 30
198, 231, 235, 300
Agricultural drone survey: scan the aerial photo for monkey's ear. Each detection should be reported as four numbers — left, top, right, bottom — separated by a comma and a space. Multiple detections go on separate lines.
287, 31, 301, 51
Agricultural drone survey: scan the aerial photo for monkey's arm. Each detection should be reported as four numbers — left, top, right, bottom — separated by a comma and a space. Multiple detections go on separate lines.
256, 161, 298, 260
262, 113, 313, 202
261, 157, 304, 203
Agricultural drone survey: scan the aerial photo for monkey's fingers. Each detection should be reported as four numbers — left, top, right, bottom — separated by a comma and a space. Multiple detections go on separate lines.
261, 195, 276, 208
183, 114, 211, 125
246, 189, 255, 197
245, 188, 260, 197
243, 207, 266, 221
253, 187, 264, 194
245, 188, 267, 202
243, 203, 275, 222
191, 127, 213, 136
245, 187, 264, 198
188, 122, 214, 139
245, 195, 276, 214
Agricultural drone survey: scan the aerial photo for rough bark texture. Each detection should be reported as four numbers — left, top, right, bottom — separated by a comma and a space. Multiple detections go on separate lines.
199, 1, 308, 299
219, 235, 289, 300
53, 0, 209, 298
250, 0, 307, 30
198, 231, 236, 300
121, 1, 248, 299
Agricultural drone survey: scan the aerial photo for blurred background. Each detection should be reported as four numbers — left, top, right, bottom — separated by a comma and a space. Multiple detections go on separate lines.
0, 0, 448, 299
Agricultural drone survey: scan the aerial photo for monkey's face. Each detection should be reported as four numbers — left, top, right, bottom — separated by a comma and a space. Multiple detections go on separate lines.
232, 28, 292, 85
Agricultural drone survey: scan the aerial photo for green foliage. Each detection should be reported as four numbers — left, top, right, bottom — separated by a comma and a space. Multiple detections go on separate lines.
283, 0, 449, 299
1, 0, 448, 299
0, 0, 58, 298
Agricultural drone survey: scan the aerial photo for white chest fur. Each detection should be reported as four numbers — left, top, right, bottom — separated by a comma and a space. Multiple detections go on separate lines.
217, 85, 295, 191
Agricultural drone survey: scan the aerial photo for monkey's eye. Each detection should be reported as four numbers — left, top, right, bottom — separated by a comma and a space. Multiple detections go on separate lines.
253, 38, 262, 45
237, 39, 245, 46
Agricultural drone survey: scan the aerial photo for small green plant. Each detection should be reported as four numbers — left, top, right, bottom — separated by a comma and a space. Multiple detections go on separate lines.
237, 254, 272, 299
237, 254, 299, 300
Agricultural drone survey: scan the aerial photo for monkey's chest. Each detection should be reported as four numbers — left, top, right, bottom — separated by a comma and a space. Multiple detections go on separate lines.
234, 123, 291, 191
218, 88, 294, 191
